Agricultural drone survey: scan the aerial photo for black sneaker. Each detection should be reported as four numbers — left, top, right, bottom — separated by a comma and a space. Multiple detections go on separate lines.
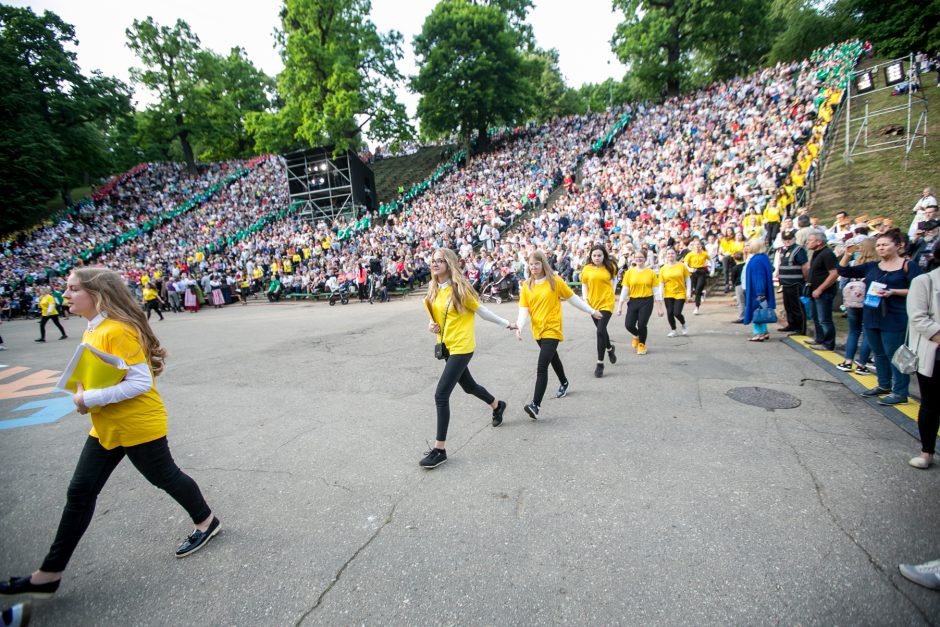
175, 516, 221, 558
861, 386, 890, 397
594, 363, 604, 378
607, 346, 617, 364
59, 335, 68, 340
1, 602, 31, 627
555, 381, 569, 398
524, 403, 539, 420
419, 447, 447, 468
492, 400, 507, 427
854, 364, 872, 375
835, 361, 853, 372
0, 576, 59, 599
33, 339, 44, 343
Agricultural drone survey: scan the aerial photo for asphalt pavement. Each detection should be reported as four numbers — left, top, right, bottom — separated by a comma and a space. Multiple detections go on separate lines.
1, 294, 938, 626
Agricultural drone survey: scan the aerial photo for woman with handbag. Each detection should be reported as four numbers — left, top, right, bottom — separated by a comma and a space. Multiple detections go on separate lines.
743, 238, 776, 342
421, 248, 516, 469
837, 228, 921, 405
904, 241, 940, 468
836, 238, 878, 374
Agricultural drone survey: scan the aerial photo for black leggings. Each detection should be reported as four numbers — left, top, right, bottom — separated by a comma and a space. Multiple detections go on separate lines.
145, 300, 164, 320
663, 297, 686, 330
625, 297, 654, 344
691, 268, 708, 307
41, 436, 211, 572
434, 352, 495, 442
39, 314, 66, 339
592, 310, 613, 361
917, 371, 939, 455
533, 338, 567, 406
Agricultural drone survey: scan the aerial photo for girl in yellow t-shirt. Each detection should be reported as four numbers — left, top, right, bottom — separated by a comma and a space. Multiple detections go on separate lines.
659, 248, 692, 337
420, 248, 516, 469
579, 245, 619, 377
2, 268, 221, 597
683, 239, 711, 314
617, 251, 665, 355
140, 284, 165, 321
36, 286, 68, 342
515, 250, 602, 419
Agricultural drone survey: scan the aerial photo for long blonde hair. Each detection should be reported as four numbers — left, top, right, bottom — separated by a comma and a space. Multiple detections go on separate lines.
525, 250, 558, 291
855, 237, 878, 264
424, 248, 479, 314
72, 267, 168, 376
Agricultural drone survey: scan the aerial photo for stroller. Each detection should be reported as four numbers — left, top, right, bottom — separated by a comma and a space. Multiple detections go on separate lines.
479, 270, 515, 304
328, 283, 356, 306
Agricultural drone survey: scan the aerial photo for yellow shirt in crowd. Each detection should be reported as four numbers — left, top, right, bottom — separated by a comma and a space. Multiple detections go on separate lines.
429, 284, 479, 355
683, 250, 710, 270
621, 267, 660, 298
520, 277, 574, 341
142, 287, 159, 302
579, 264, 615, 312
658, 263, 690, 300
84, 318, 168, 450
39, 294, 58, 317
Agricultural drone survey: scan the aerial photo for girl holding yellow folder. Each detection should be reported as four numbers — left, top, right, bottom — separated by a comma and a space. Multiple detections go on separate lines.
0, 268, 219, 601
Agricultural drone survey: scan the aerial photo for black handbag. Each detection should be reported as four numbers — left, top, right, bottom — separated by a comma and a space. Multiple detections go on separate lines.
434, 300, 451, 360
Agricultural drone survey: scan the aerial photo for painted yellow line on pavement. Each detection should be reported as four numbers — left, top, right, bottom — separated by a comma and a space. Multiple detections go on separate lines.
790, 334, 922, 422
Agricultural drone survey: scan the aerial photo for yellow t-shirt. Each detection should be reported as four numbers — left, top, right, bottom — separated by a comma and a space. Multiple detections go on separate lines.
727, 240, 746, 256
428, 284, 479, 355
83, 319, 168, 450
520, 277, 574, 341
195, 251, 204, 262
579, 264, 615, 312
142, 287, 159, 302
40, 294, 58, 317
283, 260, 292, 273
683, 250, 710, 270
659, 263, 690, 299
762, 204, 781, 223
621, 267, 660, 298
252, 268, 263, 280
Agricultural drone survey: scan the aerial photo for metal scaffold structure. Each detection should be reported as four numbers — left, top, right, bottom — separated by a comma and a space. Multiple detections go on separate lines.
843, 53, 929, 169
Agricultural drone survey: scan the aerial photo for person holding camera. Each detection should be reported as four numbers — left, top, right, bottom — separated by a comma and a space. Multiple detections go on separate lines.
420, 248, 516, 469
837, 228, 922, 405
909, 206, 938, 271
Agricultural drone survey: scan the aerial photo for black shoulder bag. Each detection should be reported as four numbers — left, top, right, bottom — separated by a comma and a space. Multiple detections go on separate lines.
434, 299, 451, 360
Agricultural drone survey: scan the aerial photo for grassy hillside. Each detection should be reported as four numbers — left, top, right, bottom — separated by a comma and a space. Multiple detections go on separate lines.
809, 58, 937, 230
370, 145, 455, 204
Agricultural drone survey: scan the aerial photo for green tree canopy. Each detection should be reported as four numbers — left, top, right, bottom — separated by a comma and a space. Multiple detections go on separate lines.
412, 0, 531, 152
0, 5, 132, 234
247, 0, 414, 155
611, 0, 775, 99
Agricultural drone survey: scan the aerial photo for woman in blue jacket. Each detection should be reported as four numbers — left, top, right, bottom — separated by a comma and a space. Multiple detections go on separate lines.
743, 238, 776, 342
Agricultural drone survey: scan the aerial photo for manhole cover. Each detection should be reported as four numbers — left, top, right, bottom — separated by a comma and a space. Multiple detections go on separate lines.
725, 386, 801, 411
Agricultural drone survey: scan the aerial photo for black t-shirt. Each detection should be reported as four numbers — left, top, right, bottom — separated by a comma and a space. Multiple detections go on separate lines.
809, 246, 838, 292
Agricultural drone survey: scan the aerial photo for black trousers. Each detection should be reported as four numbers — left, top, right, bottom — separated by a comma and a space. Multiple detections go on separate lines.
765, 221, 780, 249
780, 283, 805, 333
592, 310, 613, 361
691, 269, 708, 307
145, 300, 164, 320
917, 370, 939, 455
663, 297, 686, 330
625, 297, 654, 344
533, 338, 567, 406
41, 436, 211, 572
434, 352, 495, 442
722, 255, 735, 289
39, 315, 66, 340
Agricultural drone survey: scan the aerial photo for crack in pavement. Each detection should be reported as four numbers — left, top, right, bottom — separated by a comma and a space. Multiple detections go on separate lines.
319, 476, 353, 492
772, 417, 935, 625
183, 466, 294, 477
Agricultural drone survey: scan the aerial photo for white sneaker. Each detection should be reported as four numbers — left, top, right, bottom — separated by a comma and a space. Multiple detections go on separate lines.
693, 307, 700, 315
666, 330, 677, 337
681, 325, 688, 336
0, 345, 6, 351
899, 559, 940, 590
909, 455, 933, 469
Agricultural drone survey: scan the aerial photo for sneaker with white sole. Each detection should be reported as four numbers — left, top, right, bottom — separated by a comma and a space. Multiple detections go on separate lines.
693, 307, 700, 315
835, 361, 853, 372
419, 448, 447, 469
909, 455, 933, 469
899, 559, 940, 590
524, 402, 539, 420
681, 325, 688, 336
666, 330, 677, 338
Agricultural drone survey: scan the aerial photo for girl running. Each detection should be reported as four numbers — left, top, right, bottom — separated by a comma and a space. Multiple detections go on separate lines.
421, 248, 515, 469
659, 248, 691, 337
616, 251, 665, 355
514, 250, 602, 419
683, 239, 710, 315
579, 244, 618, 377
0, 268, 219, 601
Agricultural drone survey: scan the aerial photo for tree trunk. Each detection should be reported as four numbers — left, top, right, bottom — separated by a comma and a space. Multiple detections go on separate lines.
666, 29, 681, 98
176, 114, 197, 173
60, 185, 73, 208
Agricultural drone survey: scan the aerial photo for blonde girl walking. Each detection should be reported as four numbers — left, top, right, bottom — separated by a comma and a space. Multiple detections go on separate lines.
421, 248, 516, 469
515, 250, 602, 419
1, 268, 219, 601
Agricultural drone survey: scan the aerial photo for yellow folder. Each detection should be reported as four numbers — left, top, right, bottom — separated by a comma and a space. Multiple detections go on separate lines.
55, 343, 128, 394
